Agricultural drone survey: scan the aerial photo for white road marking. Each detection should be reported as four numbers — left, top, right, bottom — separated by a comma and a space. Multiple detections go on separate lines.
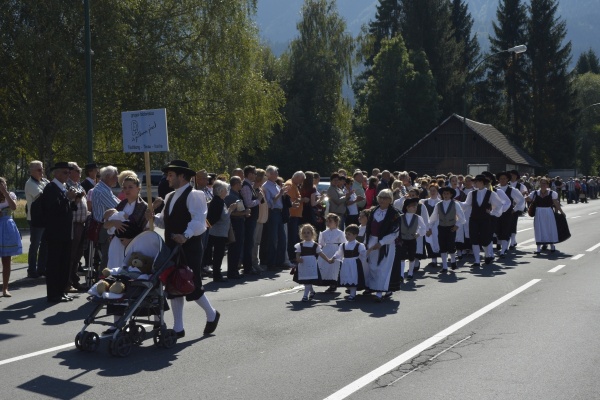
586, 243, 600, 252
589, 212, 597, 215
0, 344, 74, 367
570, 216, 581, 219
0, 324, 154, 367
519, 238, 536, 245
323, 279, 541, 400
548, 265, 566, 273
262, 285, 304, 297
517, 228, 533, 233
571, 254, 585, 260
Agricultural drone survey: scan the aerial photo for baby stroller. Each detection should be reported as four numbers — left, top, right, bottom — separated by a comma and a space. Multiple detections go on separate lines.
74, 231, 178, 357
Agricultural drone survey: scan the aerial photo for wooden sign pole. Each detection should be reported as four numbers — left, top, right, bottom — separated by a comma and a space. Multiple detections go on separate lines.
144, 151, 154, 231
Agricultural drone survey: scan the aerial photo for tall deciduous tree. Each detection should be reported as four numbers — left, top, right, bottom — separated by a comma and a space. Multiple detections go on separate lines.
527, 0, 574, 168
356, 35, 439, 170
400, 0, 463, 117
266, 0, 354, 176
573, 73, 600, 175
475, 0, 530, 147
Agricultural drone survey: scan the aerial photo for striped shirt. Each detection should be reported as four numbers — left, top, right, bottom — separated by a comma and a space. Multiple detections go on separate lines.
91, 180, 119, 222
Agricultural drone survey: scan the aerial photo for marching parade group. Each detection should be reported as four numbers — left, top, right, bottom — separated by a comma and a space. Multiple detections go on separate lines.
0, 160, 575, 336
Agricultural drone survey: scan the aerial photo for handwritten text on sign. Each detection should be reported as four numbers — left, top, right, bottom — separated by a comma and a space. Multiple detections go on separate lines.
121, 108, 169, 152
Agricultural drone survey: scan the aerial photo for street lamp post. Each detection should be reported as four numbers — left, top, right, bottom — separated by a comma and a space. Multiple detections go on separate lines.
461, 45, 527, 173
84, 0, 94, 163
575, 102, 600, 177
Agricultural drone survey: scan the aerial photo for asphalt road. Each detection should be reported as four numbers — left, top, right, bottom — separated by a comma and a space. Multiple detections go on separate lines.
2, 201, 600, 400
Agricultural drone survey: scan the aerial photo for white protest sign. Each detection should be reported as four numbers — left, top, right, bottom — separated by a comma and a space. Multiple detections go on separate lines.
121, 108, 169, 152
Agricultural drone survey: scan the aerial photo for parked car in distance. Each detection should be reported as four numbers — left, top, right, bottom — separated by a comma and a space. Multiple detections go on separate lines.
138, 170, 163, 199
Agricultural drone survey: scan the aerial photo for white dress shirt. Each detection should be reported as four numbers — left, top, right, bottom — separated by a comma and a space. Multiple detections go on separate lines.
153, 183, 207, 237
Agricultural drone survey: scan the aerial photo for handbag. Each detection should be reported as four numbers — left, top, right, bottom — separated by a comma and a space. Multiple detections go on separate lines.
165, 250, 195, 296
527, 192, 537, 217
554, 211, 571, 243
87, 218, 103, 242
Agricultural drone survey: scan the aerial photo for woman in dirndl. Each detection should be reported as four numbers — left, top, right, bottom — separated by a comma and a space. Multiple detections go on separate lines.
528, 178, 564, 255
0, 177, 22, 297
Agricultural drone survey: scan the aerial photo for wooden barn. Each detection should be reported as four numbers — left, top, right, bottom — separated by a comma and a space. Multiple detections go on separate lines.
394, 114, 541, 176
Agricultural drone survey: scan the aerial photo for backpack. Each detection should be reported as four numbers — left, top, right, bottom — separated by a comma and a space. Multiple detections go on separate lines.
30, 193, 45, 227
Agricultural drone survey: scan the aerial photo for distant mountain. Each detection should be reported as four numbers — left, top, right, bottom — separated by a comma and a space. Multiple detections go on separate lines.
254, 0, 600, 63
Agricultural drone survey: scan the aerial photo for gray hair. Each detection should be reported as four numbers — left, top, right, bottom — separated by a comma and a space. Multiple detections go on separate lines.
100, 165, 118, 181
212, 180, 228, 196
265, 165, 278, 175
292, 171, 306, 179
68, 162, 82, 172
377, 188, 393, 200
29, 160, 43, 171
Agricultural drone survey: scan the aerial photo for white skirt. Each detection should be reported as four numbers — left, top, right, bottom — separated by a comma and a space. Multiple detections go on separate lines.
318, 243, 341, 281
533, 207, 558, 244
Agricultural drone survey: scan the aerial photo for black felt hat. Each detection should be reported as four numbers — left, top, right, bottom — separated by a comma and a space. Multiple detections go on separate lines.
439, 186, 457, 197
84, 162, 99, 171
496, 171, 511, 181
402, 197, 420, 213
473, 174, 490, 184
509, 169, 520, 179
50, 162, 74, 171
161, 160, 196, 177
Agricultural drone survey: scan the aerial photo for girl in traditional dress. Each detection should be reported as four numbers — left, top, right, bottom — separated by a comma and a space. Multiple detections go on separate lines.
294, 224, 333, 302
336, 224, 367, 301
365, 189, 400, 302
0, 177, 22, 297
527, 178, 565, 255
318, 214, 345, 292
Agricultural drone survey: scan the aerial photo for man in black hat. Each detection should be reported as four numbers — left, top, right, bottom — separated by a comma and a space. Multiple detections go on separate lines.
428, 187, 466, 272
81, 162, 99, 193
147, 160, 220, 337
42, 162, 79, 303
462, 174, 505, 267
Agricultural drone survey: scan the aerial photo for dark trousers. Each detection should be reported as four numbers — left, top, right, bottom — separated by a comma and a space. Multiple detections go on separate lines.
287, 216, 301, 262
242, 217, 257, 272
207, 235, 227, 279
69, 222, 86, 287
27, 223, 47, 275
438, 226, 457, 253
228, 218, 245, 277
469, 217, 493, 247
267, 209, 286, 268
495, 211, 512, 241
179, 233, 205, 301
45, 238, 71, 300
510, 210, 520, 234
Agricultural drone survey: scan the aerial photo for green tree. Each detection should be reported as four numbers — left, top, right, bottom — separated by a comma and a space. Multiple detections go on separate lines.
575, 48, 600, 75
573, 73, 600, 175
0, 0, 284, 174
400, 0, 463, 117
527, 0, 574, 168
474, 0, 530, 147
265, 0, 354, 176
357, 35, 439, 170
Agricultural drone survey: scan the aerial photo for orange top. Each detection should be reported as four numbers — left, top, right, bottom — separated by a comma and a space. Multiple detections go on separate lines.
285, 179, 303, 218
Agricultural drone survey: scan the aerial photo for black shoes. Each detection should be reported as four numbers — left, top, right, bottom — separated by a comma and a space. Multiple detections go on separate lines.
484, 257, 494, 265
406, 275, 413, 281
440, 268, 448, 274
47, 295, 72, 303
450, 262, 457, 270
324, 286, 337, 293
203, 311, 221, 335
471, 263, 481, 268
175, 329, 186, 338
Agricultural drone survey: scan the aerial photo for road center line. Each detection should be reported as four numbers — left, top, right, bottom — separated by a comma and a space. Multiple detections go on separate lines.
586, 242, 600, 252
570, 216, 581, 219
571, 254, 585, 260
519, 238, 536, 245
548, 265, 566, 273
323, 279, 541, 400
589, 212, 598, 215
517, 227, 532, 233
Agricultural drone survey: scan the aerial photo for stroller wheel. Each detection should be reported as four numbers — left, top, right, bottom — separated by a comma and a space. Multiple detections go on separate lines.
109, 333, 133, 357
75, 332, 85, 351
125, 325, 146, 345
82, 332, 100, 352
